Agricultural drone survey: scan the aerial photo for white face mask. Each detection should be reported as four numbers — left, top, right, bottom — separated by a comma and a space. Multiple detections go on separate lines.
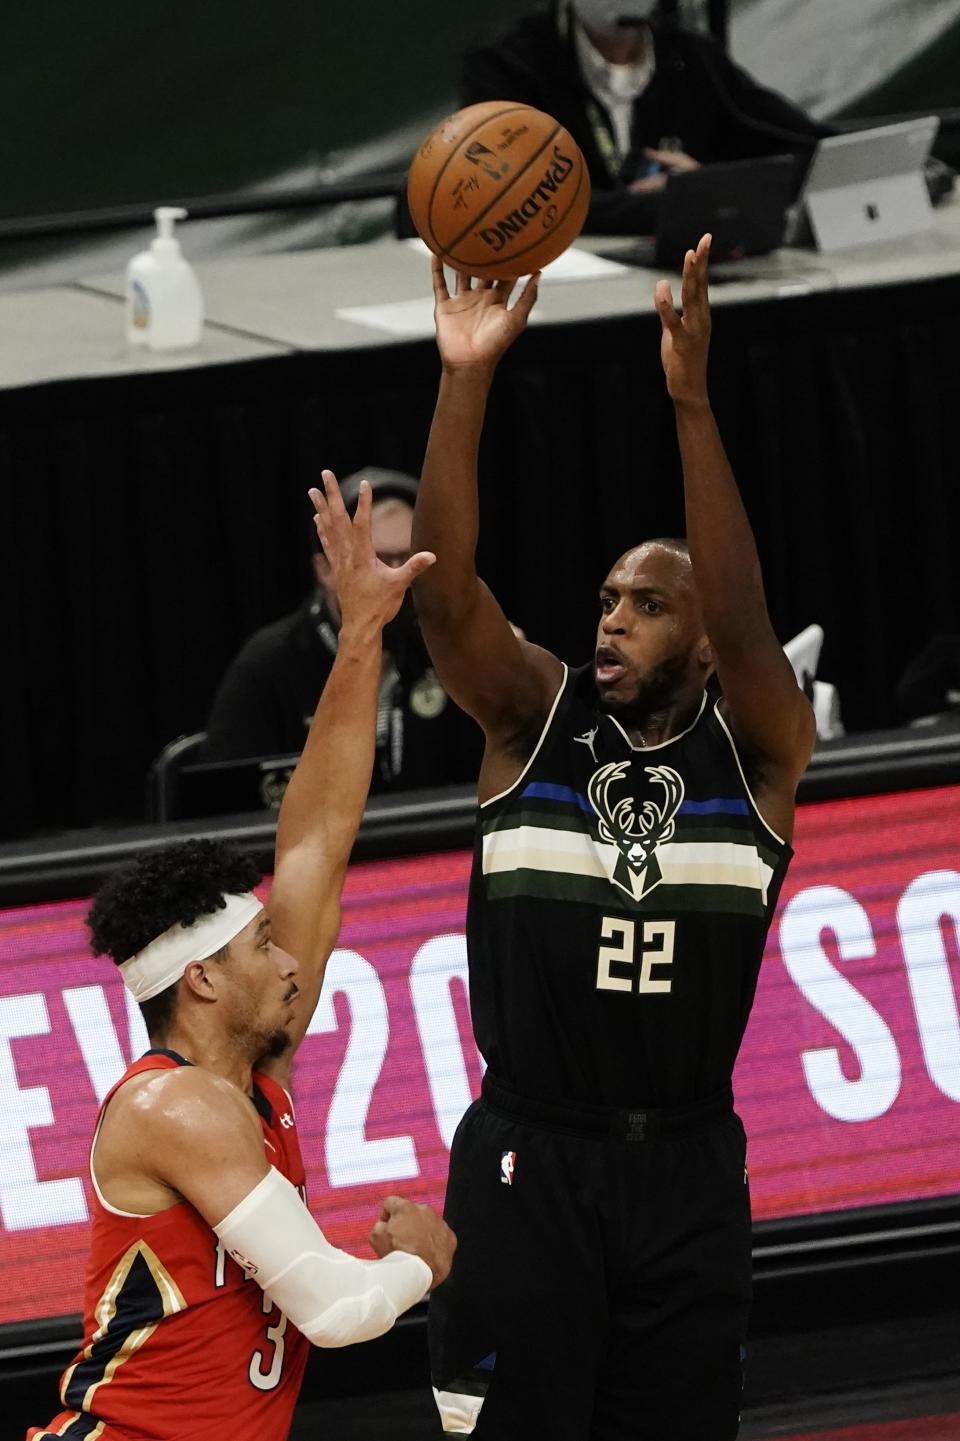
571, 0, 656, 39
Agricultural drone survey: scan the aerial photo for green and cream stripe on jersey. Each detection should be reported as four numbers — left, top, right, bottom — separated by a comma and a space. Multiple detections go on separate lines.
481, 785, 781, 917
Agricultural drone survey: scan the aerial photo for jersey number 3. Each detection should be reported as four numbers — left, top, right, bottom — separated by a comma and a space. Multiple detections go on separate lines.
597, 918, 675, 994
249, 1293, 288, 1392
213, 1238, 287, 1391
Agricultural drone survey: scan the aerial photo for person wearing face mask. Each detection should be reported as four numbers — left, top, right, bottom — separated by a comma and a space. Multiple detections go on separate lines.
461, 0, 833, 236
201, 467, 482, 793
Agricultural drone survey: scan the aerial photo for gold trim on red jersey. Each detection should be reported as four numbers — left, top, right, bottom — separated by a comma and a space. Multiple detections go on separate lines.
30, 1414, 105, 1439
60, 1240, 187, 1415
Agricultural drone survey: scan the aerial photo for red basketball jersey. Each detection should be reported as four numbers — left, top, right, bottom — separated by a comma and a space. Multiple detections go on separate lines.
28, 1050, 310, 1441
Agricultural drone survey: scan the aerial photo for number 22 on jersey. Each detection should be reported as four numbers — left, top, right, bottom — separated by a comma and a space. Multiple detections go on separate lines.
596, 918, 676, 994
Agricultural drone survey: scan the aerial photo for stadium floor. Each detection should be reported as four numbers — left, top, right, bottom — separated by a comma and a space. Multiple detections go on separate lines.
289, 1376, 960, 1439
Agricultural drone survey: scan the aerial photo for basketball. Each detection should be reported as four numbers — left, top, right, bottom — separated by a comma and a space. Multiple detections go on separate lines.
407, 102, 591, 279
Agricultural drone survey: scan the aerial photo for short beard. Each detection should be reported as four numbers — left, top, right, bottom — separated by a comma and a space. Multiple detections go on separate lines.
595, 653, 691, 731
229, 1017, 291, 1066
259, 1027, 291, 1061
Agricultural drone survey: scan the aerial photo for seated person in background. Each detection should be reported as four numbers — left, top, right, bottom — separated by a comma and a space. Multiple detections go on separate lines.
461, 0, 833, 235
203, 467, 482, 791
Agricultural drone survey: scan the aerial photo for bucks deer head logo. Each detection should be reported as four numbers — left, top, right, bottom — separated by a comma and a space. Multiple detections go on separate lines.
588, 761, 685, 901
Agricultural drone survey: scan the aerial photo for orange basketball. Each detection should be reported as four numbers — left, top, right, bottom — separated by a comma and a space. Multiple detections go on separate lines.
407, 102, 591, 279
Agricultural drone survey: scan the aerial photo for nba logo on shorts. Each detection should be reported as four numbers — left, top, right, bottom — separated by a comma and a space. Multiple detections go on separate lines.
500, 1151, 517, 1186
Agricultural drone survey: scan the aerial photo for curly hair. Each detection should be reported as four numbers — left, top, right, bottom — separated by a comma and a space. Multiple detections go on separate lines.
88, 839, 262, 1039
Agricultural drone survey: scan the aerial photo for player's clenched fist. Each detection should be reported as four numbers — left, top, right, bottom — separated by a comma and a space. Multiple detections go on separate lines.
369, 1195, 457, 1291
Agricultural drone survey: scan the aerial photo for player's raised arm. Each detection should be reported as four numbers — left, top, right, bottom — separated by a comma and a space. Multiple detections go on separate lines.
266, 471, 435, 1065
654, 236, 815, 837
412, 259, 564, 780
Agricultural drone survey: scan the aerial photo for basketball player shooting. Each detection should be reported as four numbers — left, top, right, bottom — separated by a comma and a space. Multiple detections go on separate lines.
413, 239, 816, 1439
29, 473, 456, 1441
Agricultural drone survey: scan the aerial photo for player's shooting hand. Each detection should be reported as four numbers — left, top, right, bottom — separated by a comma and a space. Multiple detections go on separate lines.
431, 254, 539, 374
369, 1195, 457, 1291
654, 232, 713, 406
308, 472, 435, 632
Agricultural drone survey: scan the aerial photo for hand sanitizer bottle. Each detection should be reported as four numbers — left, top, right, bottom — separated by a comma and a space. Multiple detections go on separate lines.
125, 207, 204, 350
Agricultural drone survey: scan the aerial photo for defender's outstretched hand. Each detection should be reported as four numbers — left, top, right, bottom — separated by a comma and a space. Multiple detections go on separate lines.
431, 254, 540, 372
308, 471, 435, 629
655, 233, 712, 405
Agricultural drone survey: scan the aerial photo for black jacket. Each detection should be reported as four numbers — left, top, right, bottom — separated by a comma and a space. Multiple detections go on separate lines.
461, 4, 834, 234
202, 595, 482, 793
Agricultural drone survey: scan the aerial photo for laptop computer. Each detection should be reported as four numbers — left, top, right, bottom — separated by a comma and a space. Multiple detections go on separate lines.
608, 154, 800, 271
174, 755, 298, 819
791, 117, 940, 252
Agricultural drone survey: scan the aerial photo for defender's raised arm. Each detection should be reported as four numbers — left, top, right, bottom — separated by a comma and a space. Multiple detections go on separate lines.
655, 236, 815, 839
266, 472, 435, 1074
411, 259, 563, 795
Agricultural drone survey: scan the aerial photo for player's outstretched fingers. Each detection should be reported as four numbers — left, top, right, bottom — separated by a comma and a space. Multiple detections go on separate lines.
654, 279, 682, 333
398, 550, 436, 588
683, 234, 711, 285
431, 254, 450, 304
681, 235, 712, 329
455, 270, 474, 295
352, 478, 373, 546
680, 249, 700, 324
513, 272, 541, 322
307, 486, 331, 546
697, 233, 713, 314
320, 468, 351, 531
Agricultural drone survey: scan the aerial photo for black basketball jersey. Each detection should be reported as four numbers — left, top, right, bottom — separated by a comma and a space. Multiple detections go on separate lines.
467, 663, 793, 1108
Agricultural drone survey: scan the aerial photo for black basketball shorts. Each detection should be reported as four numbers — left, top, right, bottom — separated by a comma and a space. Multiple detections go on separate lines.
428, 1077, 752, 1441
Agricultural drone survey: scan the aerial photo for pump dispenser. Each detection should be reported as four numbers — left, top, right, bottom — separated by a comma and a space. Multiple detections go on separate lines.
125, 207, 204, 350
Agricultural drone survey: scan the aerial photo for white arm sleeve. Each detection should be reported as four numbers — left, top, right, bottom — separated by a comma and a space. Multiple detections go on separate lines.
213, 1167, 432, 1348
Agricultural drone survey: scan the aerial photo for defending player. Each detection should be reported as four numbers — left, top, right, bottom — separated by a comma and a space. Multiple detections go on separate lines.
29, 472, 456, 1441
412, 238, 815, 1438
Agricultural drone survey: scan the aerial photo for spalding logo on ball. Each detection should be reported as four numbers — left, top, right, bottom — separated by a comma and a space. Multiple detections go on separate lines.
407, 102, 591, 279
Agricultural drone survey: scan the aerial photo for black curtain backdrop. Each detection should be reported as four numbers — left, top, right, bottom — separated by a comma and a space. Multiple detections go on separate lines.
3, 274, 960, 838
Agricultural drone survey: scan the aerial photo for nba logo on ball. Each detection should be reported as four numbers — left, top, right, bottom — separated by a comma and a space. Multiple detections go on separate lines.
500, 1151, 517, 1186
407, 103, 591, 280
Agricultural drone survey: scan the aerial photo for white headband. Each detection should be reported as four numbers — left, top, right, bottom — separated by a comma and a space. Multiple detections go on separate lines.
119, 893, 264, 1003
